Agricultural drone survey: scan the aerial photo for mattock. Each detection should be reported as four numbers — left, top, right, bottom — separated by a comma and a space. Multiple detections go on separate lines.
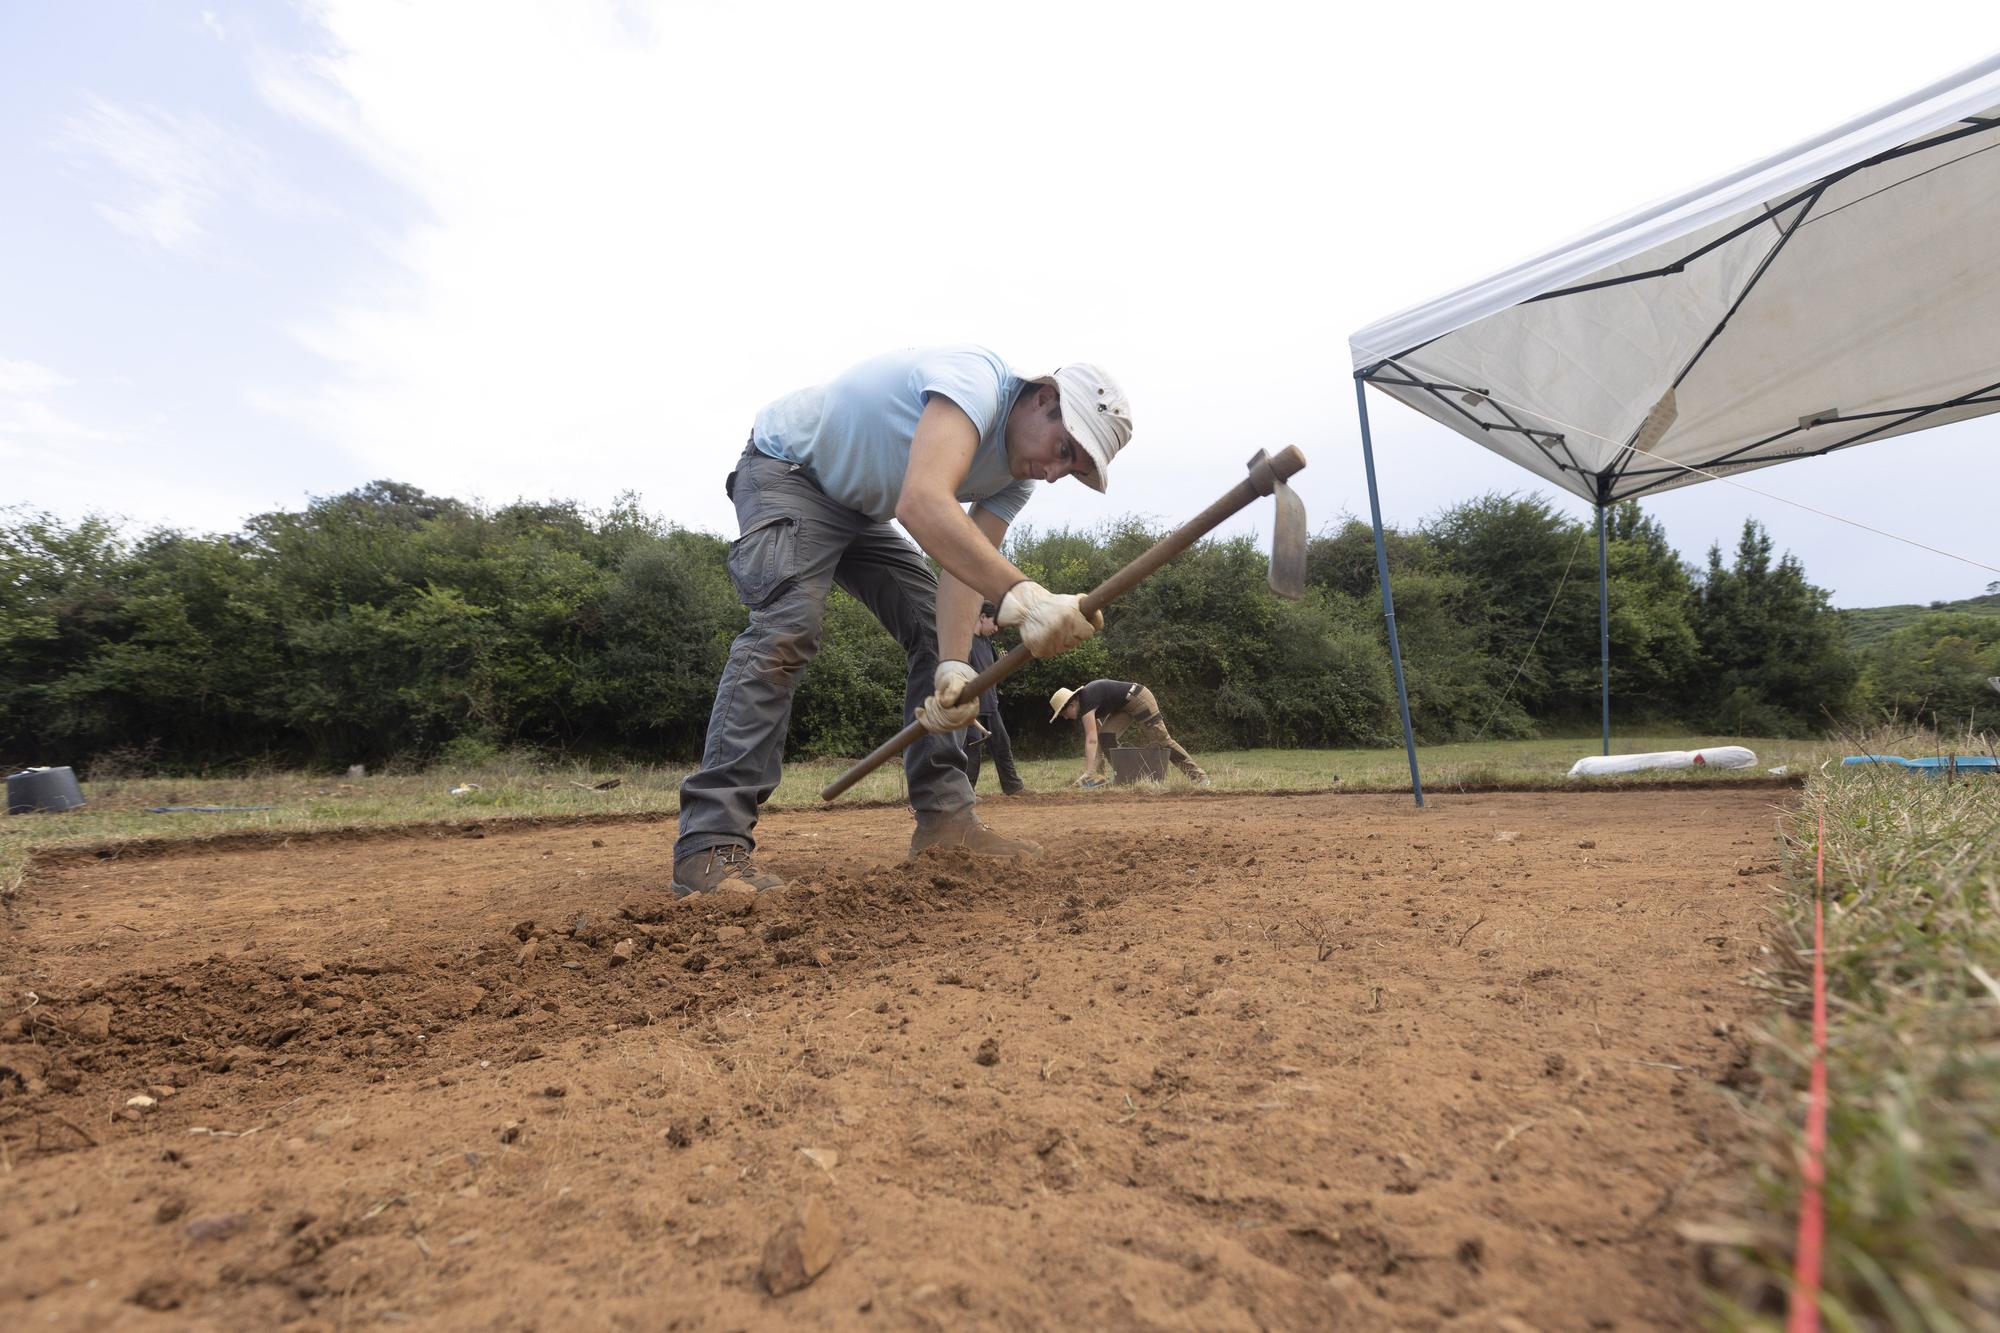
821, 446, 1309, 801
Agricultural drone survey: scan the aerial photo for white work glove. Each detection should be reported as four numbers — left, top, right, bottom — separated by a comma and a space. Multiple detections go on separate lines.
997, 580, 1102, 658
916, 660, 980, 733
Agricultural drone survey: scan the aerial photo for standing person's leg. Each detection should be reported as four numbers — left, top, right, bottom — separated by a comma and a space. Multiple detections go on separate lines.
835, 524, 1040, 857
961, 723, 984, 790
674, 450, 861, 893
986, 710, 1026, 794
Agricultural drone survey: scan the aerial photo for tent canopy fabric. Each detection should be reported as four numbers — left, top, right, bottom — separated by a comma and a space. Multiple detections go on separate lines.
1349, 55, 2000, 505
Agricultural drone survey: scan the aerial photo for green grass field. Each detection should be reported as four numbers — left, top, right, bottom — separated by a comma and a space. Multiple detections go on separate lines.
2, 732, 1835, 893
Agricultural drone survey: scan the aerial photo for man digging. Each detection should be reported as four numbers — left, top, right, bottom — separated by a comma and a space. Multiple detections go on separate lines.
1050, 680, 1210, 788
672, 346, 1133, 897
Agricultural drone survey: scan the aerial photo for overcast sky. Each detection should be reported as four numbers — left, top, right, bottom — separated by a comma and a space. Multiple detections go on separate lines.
4, 2, 1995, 608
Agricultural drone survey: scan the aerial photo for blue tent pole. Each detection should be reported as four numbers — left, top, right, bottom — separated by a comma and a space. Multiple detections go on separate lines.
1355, 376, 1424, 807
1598, 502, 1610, 755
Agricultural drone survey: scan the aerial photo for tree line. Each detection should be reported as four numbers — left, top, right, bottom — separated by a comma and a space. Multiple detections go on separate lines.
3, 482, 1993, 773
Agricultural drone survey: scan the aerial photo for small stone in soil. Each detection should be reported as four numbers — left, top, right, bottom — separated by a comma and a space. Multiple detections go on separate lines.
974, 1037, 1001, 1066
759, 1197, 839, 1295
184, 1213, 248, 1243
610, 938, 636, 966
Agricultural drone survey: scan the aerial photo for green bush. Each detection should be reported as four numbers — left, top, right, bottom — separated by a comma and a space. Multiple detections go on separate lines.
0, 484, 1873, 770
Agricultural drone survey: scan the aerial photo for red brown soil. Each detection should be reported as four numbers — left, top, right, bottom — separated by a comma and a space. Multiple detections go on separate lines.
0, 789, 1786, 1329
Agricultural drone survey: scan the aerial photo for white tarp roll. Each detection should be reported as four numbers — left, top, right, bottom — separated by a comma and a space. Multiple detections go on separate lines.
1567, 747, 1758, 778
1349, 55, 2000, 505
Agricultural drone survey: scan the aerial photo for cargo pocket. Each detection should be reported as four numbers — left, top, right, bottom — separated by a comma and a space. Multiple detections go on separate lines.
726, 513, 800, 608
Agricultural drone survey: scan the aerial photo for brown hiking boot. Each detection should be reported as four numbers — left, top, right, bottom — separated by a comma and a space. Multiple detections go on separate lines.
671, 843, 784, 898
908, 810, 1043, 860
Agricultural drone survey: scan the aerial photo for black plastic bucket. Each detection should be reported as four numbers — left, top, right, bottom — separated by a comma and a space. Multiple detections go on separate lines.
1106, 746, 1168, 784
6, 766, 86, 814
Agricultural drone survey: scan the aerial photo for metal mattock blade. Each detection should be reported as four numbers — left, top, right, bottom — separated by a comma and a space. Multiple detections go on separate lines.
1267, 477, 1307, 600
1246, 447, 1308, 599
1272, 478, 1304, 596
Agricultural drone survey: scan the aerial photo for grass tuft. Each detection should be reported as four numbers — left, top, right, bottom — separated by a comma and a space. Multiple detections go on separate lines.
1710, 725, 2000, 1327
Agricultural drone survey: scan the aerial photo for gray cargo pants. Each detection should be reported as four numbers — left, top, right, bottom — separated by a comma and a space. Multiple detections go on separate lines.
675, 444, 975, 861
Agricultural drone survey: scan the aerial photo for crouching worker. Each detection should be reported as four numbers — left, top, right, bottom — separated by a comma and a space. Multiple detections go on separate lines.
1049, 680, 1210, 788
671, 346, 1133, 897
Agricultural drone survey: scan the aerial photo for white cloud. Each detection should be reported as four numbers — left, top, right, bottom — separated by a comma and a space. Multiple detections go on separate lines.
240, 1, 1996, 603
0, 357, 117, 447
58, 92, 325, 253
60, 97, 238, 251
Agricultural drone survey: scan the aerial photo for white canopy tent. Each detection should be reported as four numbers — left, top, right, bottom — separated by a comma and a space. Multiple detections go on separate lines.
1347, 54, 2000, 804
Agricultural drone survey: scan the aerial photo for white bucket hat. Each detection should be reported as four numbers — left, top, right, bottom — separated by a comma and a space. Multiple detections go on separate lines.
1048, 686, 1078, 722
1019, 363, 1131, 494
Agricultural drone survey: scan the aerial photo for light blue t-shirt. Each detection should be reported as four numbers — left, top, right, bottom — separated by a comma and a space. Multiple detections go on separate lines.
751, 345, 1037, 525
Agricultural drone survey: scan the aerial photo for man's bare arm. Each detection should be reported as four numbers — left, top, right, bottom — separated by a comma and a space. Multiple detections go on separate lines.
896, 397, 1027, 604
934, 507, 1008, 664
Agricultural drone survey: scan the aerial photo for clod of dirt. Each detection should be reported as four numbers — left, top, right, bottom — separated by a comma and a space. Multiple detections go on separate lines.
184, 1213, 248, 1244
499, 1121, 522, 1144
681, 953, 710, 973
1543, 1053, 1568, 1077
759, 1196, 838, 1296
67, 1003, 113, 1043
512, 920, 536, 942
715, 877, 761, 898
206, 1045, 259, 1074
516, 938, 539, 967
714, 926, 748, 945
974, 1037, 1000, 1067
128, 1277, 188, 1312
154, 1194, 189, 1224
569, 913, 596, 942
663, 1123, 692, 1149
1577, 840, 1596, 850
610, 939, 636, 966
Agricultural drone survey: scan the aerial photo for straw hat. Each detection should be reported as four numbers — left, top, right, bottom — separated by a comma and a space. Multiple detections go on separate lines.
1048, 686, 1078, 722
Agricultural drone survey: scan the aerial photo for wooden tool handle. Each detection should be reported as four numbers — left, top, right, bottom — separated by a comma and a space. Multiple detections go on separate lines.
819, 446, 1305, 801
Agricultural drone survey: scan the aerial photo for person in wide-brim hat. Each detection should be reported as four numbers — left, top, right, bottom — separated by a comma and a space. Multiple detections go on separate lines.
1050, 679, 1210, 789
